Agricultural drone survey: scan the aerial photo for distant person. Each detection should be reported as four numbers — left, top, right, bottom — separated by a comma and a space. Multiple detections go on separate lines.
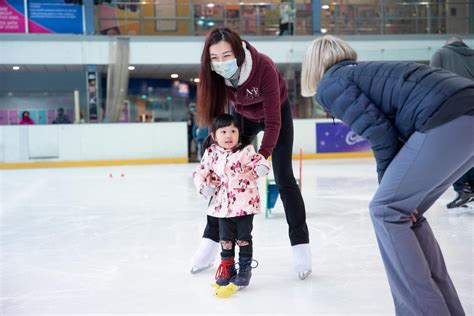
19, 111, 34, 125
78, 111, 86, 123
194, 125, 209, 161
52, 108, 72, 124
279, 2, 296, 36
431, 37, 474, 209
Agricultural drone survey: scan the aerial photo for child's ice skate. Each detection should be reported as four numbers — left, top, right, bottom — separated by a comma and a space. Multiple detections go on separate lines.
190, 238, 220, 274
292, 243, 312, 280
215, 257, 237, 286
231, 257, 258, 289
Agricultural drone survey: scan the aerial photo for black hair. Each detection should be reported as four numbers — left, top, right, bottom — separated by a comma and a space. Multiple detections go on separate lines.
202, 114, 249, 152
22, 111, 29, 117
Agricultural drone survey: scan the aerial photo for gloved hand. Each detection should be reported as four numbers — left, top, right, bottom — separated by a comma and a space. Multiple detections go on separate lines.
255, 165, 270, 177
200, 185, 215, 199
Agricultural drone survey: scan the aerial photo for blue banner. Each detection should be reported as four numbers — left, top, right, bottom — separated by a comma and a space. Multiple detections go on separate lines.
28, 0, 83, 34
316, 121, 371, 153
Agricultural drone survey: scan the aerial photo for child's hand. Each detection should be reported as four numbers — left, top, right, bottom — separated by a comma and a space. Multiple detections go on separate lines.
200, 185, 215, 199
255, 165, 270, 177
206, 171, 220, 186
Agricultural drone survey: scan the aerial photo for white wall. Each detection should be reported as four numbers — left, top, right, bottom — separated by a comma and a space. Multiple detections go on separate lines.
0, 122, 187, 163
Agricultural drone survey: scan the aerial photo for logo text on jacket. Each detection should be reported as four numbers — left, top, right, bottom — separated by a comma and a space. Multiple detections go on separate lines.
246, 87, 260, 99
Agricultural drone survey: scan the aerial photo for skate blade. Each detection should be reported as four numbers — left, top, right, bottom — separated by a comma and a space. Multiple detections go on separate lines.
298, 269, 312, 280
228, 283, 247, 291
448, 204, 474, 214
190, 263, 213, 274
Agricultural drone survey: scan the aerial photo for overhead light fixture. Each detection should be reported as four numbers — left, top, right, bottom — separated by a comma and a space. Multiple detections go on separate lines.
193, 78, 200, 83
171, 74, 179, 79
321, 5, 330, 10
128, 65, 135, 70
206, 3, 215, 8
12, 66, 20, 70
321, 28, 328, 34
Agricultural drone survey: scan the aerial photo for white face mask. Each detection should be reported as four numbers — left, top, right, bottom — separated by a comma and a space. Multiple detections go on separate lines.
211, 59, 238, 79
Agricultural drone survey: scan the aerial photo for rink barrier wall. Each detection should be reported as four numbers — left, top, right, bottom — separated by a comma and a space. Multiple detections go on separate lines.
0, 122, 188, 169
0, 158, 188, 169
0, 119, 372, 169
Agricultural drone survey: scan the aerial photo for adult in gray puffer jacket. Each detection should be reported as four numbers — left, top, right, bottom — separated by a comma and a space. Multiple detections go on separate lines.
301, 35, 473, 316
431, 37, 474, 209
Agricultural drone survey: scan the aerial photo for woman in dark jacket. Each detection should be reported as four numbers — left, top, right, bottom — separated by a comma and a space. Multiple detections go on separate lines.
190, 27, 312, 280
301, 35, 473, 316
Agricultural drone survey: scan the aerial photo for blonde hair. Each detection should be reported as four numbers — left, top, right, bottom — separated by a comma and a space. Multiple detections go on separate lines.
300, 35, 357, 97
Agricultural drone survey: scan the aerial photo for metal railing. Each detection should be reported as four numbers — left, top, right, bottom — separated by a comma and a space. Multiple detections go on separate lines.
94, 1, 471, 36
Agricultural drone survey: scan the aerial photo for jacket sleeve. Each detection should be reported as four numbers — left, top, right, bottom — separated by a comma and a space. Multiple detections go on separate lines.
259, 65, 282, 159
320, 82, 400, 182
244, 145, 270, 167
192, 148, 212, 193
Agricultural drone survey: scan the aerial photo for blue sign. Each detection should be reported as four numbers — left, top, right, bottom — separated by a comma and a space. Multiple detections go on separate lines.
316, 121, 371, 153
28, 0, 83, 34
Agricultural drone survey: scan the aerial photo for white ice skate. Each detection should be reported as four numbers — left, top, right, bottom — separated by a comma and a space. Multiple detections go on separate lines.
190, 238, 220, 274
292, 243, 312, 280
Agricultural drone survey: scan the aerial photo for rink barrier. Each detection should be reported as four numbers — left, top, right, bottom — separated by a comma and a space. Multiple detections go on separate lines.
0, 120, 373, 169
0, 157, 188, 169
0, 153, 372, 169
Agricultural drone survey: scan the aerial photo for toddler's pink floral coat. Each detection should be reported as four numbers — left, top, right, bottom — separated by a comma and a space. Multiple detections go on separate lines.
193, 144, 270, 218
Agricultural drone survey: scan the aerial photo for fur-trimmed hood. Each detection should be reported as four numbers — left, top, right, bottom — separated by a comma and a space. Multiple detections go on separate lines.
225, 41, 255, 87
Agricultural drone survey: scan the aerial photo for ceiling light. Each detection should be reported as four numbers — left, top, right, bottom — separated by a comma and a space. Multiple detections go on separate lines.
193, 78, 200, 83
321, 28, 328, 34
171, 74, 179, 79
322, 5, 329, 10
12, 66, 20, 70
128, 65, 135, 70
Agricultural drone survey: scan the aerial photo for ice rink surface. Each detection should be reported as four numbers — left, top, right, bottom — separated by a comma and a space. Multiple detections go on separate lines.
1, 158, 472, 315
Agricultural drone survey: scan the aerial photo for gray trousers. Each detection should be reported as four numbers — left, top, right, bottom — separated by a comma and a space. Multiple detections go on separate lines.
369, 115, 473, 316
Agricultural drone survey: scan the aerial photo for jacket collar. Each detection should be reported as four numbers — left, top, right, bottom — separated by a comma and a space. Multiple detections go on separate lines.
225, 41, 253, 87
211, 144, 232, 154
325, 59, 357, 76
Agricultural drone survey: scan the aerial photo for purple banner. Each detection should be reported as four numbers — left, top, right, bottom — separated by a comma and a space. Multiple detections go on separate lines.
316, 122, 371, 153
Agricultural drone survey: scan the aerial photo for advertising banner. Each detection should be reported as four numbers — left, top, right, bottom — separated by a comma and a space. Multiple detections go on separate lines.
316, 121, 371, 153
0, 0, 25, 33
28, 0, 83, 34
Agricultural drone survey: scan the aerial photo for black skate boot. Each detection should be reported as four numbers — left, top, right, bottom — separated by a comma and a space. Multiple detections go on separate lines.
232, 257, 256, 288
447, 190, 474, 209
215, 257, 236, 286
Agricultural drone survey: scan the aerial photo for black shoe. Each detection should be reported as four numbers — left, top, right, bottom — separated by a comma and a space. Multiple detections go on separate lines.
447, 191, 474, 209
232, 257, 258, 287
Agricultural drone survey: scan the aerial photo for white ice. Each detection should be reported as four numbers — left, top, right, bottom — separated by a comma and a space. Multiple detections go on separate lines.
1, 158, 472, 315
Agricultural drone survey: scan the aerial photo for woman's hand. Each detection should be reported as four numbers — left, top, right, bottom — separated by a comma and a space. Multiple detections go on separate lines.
255, 165, 270, 177
409, 209, 419, 223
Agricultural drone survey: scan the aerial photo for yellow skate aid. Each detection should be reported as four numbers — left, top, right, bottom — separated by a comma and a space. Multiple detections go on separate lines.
215, 284, 238, 298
